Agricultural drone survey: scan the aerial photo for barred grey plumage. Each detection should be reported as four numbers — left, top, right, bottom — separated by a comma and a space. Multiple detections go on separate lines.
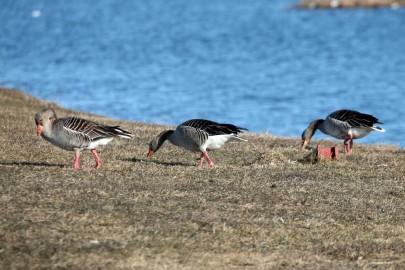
301, 109, 384, 154
147, 119, 247, 167
35, 108, 133, 169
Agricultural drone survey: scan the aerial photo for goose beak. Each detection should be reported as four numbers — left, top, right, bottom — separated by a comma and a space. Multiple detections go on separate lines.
146, 149, 154, 157
36, 124, 43, 136
301, 139, 308, 150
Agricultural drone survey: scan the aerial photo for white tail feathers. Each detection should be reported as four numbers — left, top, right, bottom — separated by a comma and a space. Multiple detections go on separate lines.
118, 134, 133, 139
113, 128, 133, 139
372, 126, 385, 132
231, 134, 248, 142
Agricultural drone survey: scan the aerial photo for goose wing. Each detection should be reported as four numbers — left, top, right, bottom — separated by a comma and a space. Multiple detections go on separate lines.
328, 110, 383, 128
59, 117, 131, 144
180, 119, 247, 136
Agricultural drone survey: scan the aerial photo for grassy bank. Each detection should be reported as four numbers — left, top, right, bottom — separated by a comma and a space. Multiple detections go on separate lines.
1, 87, 404, 269
297, 0, 405, 9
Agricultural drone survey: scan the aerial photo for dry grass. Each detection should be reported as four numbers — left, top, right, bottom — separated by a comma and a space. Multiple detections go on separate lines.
1, 87, 405, 269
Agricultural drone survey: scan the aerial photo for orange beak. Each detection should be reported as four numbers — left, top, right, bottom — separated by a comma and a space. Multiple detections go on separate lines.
146, 149, 154, 157
301, 139, 308, 150
36, 124, 43, 136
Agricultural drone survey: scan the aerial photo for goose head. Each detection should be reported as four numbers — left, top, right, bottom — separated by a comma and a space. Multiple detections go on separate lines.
301, 120, 322, 149
35, 108, 57, 136
147, 130, 174, 157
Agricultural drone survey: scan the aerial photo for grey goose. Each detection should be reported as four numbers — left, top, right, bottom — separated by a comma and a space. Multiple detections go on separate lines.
147, 119, 247, 167
301, 109, 384, 154
35, 108, 133, 169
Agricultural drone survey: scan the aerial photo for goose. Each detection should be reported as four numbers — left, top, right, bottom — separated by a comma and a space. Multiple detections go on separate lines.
301, 109, 385, 154
147, 119, 248, 167
35, 108, 133, 169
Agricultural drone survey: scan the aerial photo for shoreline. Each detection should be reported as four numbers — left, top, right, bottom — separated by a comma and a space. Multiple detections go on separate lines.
1, 86, 395, 147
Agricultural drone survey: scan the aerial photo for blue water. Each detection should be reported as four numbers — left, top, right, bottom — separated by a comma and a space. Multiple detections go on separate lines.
1, 0, 404, 146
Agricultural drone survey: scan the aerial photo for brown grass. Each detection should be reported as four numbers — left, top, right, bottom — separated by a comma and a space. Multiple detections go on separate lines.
1, 87, 405, 269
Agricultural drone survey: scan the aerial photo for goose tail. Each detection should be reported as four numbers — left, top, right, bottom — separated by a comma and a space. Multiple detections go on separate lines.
372, 126, 385, 132
230, 134, 248, 142
111, 127, 133, 138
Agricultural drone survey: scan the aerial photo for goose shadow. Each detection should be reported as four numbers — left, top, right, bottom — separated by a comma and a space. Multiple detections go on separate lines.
0, 161, 65, 168
122, 157, 195, 167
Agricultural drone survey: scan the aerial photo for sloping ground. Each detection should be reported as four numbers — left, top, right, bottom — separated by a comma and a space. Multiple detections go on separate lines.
0, 87, 404, 269
297, 0, 405, 9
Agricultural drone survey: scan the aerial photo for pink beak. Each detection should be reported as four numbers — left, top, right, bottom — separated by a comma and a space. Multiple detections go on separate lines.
146, 149, 154, 157
301, 140, 308, 149
36, 125, 43, 136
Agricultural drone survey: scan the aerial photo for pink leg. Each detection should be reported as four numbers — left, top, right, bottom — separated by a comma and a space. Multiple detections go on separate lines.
74, 151, 80, 169
343, 141, 349, 154
343, 135, 353, 155
91, 149, 102, 169
349, 139, 354, 154
201, 151, 215, 167
199, 153, 205, 166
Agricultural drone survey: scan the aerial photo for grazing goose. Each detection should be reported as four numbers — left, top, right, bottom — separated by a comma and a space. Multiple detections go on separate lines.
301, 109, 385, 154
35, 108, 133, 169
147, 119, 248, 167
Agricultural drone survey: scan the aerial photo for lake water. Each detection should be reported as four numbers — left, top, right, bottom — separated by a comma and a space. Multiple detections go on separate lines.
1, 0, 404, 147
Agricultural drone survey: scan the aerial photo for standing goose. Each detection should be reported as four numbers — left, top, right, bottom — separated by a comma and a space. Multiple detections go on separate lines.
35, 108, 133, 169
147, 119, 248, 167
301, 109, 385, 154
